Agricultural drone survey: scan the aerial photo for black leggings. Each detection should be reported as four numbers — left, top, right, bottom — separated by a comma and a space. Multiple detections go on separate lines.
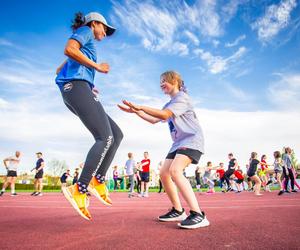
224, 170, 234, 188
114, 178, 123, 190
136, 179, 141, 193
61, 80, 123, 186
283, 168, 295, 191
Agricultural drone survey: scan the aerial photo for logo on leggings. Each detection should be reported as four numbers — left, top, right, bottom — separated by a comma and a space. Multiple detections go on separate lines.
94, 96, 99, 102
92, 136, 113, 176
63, 83, 73, 92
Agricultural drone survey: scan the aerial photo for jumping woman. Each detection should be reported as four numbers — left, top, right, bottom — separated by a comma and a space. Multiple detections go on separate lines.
56, 12, 123, 220
118, 71, 209, 229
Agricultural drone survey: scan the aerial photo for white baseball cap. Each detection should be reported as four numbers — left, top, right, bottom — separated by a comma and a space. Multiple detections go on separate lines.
84, 12, 116, 36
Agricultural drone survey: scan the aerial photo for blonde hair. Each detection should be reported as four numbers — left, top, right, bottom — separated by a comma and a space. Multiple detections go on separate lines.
160, 71, 186, 92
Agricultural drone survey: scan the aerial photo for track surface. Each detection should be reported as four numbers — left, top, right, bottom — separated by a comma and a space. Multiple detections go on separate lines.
0, 191, 299, 250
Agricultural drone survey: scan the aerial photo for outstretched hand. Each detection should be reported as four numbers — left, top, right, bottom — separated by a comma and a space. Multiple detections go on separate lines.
117, 100, 141, 113
122, 100, 141, 111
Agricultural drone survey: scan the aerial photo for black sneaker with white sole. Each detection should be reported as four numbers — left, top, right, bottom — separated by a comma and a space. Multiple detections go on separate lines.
178, 211, 210, 229
0, 191, 4, 196
158, 207, 187, 222
11, 193, 18, 196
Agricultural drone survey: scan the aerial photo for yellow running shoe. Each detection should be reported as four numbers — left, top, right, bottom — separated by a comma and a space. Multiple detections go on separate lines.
62, 184, 92, 220
88, 176, 112, 206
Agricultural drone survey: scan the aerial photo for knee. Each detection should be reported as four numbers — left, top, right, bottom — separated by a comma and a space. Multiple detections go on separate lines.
114, 129, 123, 146
169, 167, 182, 180
160, 169, 170, 180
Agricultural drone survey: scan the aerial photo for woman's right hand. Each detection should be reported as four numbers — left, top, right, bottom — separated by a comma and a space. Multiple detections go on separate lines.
95, 63, 110, 73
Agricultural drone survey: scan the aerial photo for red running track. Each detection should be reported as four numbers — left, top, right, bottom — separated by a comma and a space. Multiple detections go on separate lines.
0, 191, 299, 250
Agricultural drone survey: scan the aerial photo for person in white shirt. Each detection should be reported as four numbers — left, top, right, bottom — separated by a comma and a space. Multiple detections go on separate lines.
1, 151, 21, 196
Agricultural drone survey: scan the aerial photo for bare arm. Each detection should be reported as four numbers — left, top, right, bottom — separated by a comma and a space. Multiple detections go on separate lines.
136, 111, 161, 124
118, 104, 161, 124
118, 100, 173, 121
3, 158, 9, 168
64, 39, 109, 73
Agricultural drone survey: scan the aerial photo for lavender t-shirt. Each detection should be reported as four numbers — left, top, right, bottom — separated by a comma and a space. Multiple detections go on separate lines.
163, 91, 204, 154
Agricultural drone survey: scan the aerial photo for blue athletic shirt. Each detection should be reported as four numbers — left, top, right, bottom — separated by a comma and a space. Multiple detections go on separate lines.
55, 26, 97, 89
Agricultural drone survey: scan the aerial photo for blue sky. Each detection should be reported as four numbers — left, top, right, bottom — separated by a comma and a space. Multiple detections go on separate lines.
1, 0, 300, 176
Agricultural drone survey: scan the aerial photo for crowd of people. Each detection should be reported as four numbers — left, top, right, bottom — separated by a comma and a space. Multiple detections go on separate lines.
194, 148, 299, 196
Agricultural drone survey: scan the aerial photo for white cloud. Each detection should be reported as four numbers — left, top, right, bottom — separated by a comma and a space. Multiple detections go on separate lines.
111, 0, 224, 55
184, 31, 200, 46
221, 0, 248, 23
223, 82, 249, 101
0, 98, 9, 108
225, 34, 246, 47
194, 46, 247, 74
212, 40, 220, 48
252, 0, 297, 43
0, 72, 36, 85
184, 0, 221, 37
0, 38, 14, 47
268, 73, 300, 110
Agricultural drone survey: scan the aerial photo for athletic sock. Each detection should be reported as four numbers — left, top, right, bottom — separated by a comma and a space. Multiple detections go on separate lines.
77, 182, 88, 194
11, 188, 15, 194
95, 174, 105, 184
1, 188, 5, 192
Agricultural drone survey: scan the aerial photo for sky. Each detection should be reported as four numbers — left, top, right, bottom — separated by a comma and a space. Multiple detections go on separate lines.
0, 0, 300, 177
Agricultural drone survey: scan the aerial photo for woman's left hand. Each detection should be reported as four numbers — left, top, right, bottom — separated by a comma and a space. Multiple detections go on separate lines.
122, 100, 141, 111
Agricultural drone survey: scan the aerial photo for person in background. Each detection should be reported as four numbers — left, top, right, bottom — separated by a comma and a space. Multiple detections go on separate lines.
158, 161, 164, 193
247, 152, 262, 196
216, 163, 225, 190
224, 153, 238, 192
0, 151, 21, 196
113, 166, 123, 190
135, 162, 142, 194
202, 162, 215, 194
139, 151, 151, 197
73, 168, 80, 185
60, 169, 71, 189
282, 147, 297, 193
273, 151, 285, 196
195, 165, 202, 192
31, 152, 45, 197
124, 152, 136, 198
233, 166, 244, 193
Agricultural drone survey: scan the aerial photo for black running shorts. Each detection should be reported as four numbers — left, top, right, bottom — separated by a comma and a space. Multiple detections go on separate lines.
166, 148, 202, 164
35, 170, 44, 179
140, 172, 150, 182
7, 170, 17, 177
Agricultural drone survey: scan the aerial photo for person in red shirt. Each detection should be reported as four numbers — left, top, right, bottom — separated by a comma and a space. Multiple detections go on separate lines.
216, 163, 225, 189
139, 152, 151, 197
234, 167, 244, 193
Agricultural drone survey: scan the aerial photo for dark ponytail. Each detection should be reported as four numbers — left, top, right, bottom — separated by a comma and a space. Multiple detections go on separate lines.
71, 12, 85, 31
